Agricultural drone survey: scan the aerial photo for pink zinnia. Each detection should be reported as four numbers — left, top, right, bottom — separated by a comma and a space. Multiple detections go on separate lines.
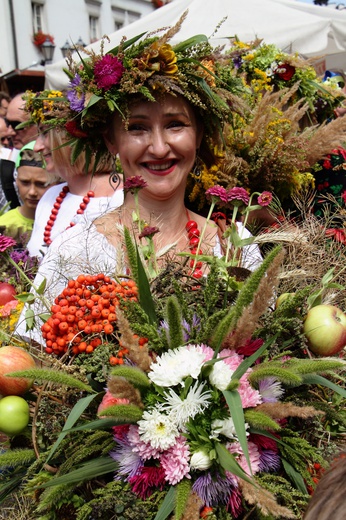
123, 176, 148, 194
227, 187, 250, 207
205, 185, 228, 205
160, 436, 190, 485
258, 191, 273, 207
0, 235, 16, 252
94, 54, 124, 91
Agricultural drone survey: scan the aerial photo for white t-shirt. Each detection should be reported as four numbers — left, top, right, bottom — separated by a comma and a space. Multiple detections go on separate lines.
15, 218, 262, 345
26, 182, 124, 258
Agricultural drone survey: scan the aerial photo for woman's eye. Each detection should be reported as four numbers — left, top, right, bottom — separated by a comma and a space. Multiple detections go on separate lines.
168, 120, 186, 129
128, 124, 146, 132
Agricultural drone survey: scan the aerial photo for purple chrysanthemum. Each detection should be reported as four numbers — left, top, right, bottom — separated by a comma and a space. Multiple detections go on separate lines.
94, 54, 124, 91
205, 185, 228, 205
258, 191, 273, 207
227, 187, 250, 207
259, 449, 281, 472
123, 176, 148, 194
0, 235, 16, 252
193, 471, 235, 507
67, 74, 85, 112
110, 439, 143, 479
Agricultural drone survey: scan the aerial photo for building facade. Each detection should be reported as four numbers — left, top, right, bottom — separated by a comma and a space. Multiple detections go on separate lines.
0, 0, 160, 94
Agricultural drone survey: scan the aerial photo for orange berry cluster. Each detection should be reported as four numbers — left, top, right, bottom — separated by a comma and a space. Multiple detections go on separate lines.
41, 274, 138, 356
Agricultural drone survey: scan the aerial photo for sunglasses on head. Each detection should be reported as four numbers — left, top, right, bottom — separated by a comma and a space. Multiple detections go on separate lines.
5, 118, 22, 130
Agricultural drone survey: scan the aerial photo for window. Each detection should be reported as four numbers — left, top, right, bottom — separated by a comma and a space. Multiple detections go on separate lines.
32, 2, 44, 33
112, 7, 140, 31
89, 15, 99, 43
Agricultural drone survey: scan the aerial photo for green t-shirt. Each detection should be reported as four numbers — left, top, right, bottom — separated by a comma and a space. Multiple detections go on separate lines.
0, 207, 34, 244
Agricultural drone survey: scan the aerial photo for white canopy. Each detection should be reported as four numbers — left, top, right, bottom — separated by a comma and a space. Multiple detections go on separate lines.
45, 0, 346, 90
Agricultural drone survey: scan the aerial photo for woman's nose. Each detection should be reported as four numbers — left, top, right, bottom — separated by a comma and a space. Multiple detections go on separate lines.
148, 129, 169, 156
34, 133, 45, 152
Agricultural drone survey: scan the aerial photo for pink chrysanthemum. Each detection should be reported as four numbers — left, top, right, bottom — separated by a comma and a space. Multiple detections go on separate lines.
187, 343, 214, 362
227, 441, 261, 475
94, 54, 124, 90
205, 185, 228, 204
160, 436, 191, 485
227, 187, 250, 207
0, 235, 16, 252
127, 424, 161, 460
258, 191, 273, 207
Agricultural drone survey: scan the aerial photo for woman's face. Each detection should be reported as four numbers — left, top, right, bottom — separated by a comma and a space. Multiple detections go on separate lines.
108, 94, 203, 201
34, 128, 55, 174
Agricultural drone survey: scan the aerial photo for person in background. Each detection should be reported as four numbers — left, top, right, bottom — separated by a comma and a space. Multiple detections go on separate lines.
303, 452, 346, 520
6, 93, 38, 150
0, 116, 15, 151
0, 141, 55, 245
0, 91, 11, 117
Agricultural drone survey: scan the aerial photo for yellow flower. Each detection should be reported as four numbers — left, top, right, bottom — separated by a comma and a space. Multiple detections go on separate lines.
144, 42, 178, 75
199, 60, 216, 87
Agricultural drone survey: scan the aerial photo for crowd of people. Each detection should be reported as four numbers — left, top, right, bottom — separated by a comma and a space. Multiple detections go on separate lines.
0, 16, 345, 520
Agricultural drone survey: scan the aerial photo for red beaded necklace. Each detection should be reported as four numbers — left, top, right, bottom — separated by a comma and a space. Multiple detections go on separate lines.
185, 218, 203, 279
43, 185, 95, 246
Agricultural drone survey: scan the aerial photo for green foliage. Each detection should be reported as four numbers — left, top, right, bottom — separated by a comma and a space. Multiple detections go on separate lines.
244, 409, 281, 431
7, 368, 94, 393
174, 478, 191, 520
0, 448, 36, 469
248, 364, 303, 386
110, 365, 151, 389
165, 296, 184, 350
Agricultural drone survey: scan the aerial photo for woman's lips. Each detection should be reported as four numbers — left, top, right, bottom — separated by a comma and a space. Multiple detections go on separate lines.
143, 160, 177, 175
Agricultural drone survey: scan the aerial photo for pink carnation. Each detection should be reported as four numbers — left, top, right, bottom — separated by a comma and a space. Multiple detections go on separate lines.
94, 54, 124, 91
160, 436, 191, 485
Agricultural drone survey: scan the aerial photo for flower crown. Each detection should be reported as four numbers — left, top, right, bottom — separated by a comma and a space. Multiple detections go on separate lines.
23, 14, 243, 167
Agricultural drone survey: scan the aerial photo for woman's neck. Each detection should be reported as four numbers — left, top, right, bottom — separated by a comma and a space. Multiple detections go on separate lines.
66, 173, 115, 198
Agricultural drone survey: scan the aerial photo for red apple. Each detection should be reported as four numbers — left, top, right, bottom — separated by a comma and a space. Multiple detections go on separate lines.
0, 346, 36, 396
0, 282, 16, 306
303, 304, 346, 356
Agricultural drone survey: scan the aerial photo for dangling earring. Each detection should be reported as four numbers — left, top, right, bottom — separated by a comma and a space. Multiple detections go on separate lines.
191, 153, 203, 181
109, 154, 122, 191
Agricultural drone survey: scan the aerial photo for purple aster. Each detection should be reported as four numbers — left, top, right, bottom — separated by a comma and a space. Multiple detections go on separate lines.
193, 471, 235, 507
258, 377, 284, 403
258, 191, 273, 207
0, 235, 16, 252
94, 54, 124, 91
227, 187, 250, 207
67, 74, 85, 112
205, 185, 228, 205
233, 56, 243, 69
123, 176, 148, 194
259, 449, 281, 472
110, 439, 143, 479
182, 314, 201, 342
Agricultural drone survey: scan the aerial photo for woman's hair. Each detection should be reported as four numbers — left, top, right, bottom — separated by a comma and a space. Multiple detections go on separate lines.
50, 129, 114, 177
303, 453, 346, 520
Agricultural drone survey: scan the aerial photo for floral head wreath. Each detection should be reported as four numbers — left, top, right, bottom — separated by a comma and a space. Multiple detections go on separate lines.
22, 13, 243, 169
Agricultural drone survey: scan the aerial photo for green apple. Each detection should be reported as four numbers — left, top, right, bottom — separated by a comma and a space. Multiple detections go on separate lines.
275, 292, 295, 309
0, 396, 30, 436
303, 304, 346, 356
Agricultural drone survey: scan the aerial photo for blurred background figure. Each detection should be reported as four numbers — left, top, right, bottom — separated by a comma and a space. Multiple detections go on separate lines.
0, 116, 15, 152
6, 93, 38, 150
0, 116, 17, 211
0, 141, 55, 246
303, 452, 346, 520
0, 91, 11, 118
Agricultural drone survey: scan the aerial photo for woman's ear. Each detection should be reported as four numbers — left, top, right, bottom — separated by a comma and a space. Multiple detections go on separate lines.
102, 128, 118, 155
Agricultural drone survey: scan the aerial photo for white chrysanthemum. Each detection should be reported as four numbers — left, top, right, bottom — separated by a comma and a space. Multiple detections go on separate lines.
160, 381, 212, 428
209, 360, 234, 391
211, 417, 249, 440
137, 409, 178, 450
190, 450, 212, 471
148, 345, 206, 387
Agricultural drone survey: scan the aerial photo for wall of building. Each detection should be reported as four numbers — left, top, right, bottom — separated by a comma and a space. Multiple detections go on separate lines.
0, 0, 156, 77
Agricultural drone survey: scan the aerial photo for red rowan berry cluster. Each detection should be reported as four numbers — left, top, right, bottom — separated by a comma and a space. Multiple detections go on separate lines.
41, 274, 138, 356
